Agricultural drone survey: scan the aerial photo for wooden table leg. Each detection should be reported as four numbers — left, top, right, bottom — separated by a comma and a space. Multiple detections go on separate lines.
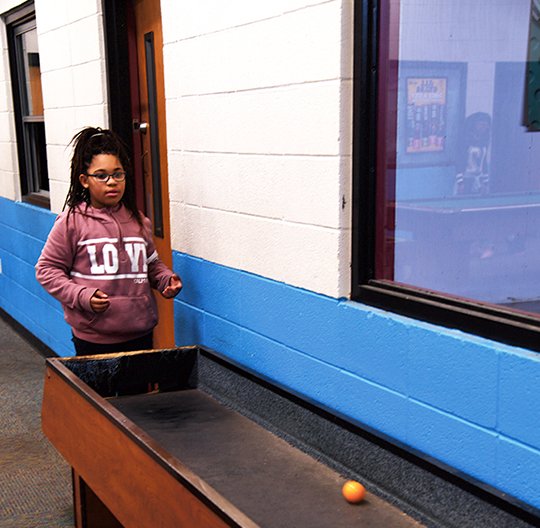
72, 469, 123, 528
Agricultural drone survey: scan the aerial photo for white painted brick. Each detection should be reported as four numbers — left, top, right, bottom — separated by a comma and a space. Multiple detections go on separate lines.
174, 204, 344, 295
170, 151, 344, 229
170, 204, 207, 259
41, 68, 75, 109
67, 0, 101, 23
0, 19, 6, 47
35, 0, 69, 34
161, 0, 333, 43
166, 151, 190, 202
49, 178, 70, 214
278, 156, 346, 228
0, 45, 10, 82
164, 98, 185, 153
168, 205, 183, 253
37, 27, 71, 72
341, 3, 354, 80
43, 107, 77, 145
0, 80, 13, 112
164, 2, 354, 296
0, 110, 15, 141
0, 22, 8, 61
0, 168, 21, 201
193, 207, 243, 267
168, 81, 341, 156
0, 140, 17, 173
338, 155, 352, 230
164, 2, 342, 97
46, 143, 71, 184
68, 15, 103, 66
71, 60, 106, 106
339, 79, 353, 151
337, 226, 351, 296
74, 103, 109, 130
238, 216, 343, 294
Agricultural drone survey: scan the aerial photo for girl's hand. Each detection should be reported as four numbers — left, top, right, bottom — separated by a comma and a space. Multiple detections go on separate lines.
90, 290, 110, 312
161, 274, 182, 298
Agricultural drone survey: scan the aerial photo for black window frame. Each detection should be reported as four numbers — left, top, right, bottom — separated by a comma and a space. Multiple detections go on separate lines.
351, 0, 540, 353
5, 1, 50, 209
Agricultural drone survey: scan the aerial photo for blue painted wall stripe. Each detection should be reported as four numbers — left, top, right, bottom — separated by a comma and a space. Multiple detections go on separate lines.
0, 197, 73, 356
172, 250, 540, 511
1, 197, 540, 512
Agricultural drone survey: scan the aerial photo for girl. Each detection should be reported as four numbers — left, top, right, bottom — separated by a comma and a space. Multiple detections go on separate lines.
35, 127, 182, 355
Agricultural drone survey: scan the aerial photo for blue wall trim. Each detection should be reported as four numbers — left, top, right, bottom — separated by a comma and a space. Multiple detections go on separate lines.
1, 196, 539, 512
0, 197, 73, 356
172, 251, 540, 512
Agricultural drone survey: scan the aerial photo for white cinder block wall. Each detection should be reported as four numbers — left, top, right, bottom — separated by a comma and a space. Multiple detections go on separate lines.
0, 0, 106, 214
1, 0, 354, 297
35, 0, 109, 213
162, 0, 354, 298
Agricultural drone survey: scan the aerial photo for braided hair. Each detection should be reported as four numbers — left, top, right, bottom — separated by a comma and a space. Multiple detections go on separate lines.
64, 127, 142, 226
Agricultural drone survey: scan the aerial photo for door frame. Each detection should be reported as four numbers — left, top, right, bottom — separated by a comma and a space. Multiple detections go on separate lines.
103, 0, 176, 348
103, 0, 133, 153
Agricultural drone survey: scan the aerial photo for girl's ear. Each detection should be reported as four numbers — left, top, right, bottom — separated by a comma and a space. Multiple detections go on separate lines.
79, 174, 89, 188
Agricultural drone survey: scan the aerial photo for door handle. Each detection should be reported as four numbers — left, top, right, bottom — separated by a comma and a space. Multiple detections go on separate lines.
133, 120, 149, 134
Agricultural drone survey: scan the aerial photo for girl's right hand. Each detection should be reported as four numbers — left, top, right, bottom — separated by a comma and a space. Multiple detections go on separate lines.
90, 289, 110, 313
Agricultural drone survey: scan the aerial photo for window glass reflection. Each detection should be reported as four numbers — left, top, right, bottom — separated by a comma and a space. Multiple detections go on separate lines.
20, 27, 43, 116
391, 0, 540, 314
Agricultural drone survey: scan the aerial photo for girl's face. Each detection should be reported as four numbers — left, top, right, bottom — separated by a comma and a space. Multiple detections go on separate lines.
79, 154, 126, 209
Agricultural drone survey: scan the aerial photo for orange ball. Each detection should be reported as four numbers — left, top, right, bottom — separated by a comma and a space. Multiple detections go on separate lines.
342, 480, 366, 503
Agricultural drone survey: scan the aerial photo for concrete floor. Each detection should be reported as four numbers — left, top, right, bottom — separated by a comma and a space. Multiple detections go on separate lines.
0, 312, 73, 528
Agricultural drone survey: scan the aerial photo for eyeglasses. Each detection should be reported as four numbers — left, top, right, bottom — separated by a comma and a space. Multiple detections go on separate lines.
86, 171, 127, 183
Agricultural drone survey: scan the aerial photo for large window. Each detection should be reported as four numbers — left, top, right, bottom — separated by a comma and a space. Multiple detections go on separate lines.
353, 0, 540, 349
6, 3, 49, 207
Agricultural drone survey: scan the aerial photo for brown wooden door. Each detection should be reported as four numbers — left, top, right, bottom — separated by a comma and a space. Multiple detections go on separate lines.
129, 0, 174, 348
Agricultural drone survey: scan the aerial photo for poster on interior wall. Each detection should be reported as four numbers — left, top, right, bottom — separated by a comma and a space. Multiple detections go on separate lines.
397, 61, 466, 167
405, 77, 447, 154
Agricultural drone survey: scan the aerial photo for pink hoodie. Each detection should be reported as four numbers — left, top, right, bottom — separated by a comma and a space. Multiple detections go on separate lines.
35, 203, 176, 344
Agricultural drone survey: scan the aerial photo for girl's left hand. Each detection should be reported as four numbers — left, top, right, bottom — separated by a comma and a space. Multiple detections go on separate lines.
161, 274, 182, 298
